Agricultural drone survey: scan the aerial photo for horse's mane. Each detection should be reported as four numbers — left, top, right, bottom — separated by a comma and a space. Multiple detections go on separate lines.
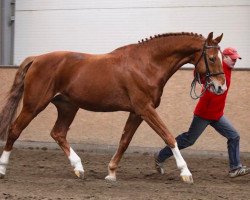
138, 32, 205, 44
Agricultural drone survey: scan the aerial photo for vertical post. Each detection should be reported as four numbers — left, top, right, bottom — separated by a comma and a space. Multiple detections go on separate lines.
0, 0, 2, 64
0, 0, 15, 65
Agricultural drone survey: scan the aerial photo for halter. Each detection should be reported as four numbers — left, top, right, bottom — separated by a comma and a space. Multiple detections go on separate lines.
190, 43, 224, 99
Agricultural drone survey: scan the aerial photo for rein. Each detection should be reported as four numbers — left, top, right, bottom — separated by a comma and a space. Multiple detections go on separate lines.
190, 44, 224, 99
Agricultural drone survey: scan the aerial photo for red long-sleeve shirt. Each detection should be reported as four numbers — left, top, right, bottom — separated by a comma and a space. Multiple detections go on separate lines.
193, 62, 232, 120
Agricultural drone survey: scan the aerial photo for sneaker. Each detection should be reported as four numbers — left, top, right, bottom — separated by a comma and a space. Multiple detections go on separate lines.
154, 153, 164, 174
229, 166, 250, 178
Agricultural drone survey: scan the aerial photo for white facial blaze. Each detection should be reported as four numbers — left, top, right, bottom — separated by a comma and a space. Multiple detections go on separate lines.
0, 151, 11, 175
218, 50, 223, 65
219, 51, 227, 92
68, 147, 84, 172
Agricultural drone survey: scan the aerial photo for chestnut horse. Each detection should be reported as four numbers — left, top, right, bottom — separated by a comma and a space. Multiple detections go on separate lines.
0, 32, 225, 183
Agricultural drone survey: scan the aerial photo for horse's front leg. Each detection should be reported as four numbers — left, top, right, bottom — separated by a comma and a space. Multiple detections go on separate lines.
105, 113, 142, 181
139, 105, 193, 183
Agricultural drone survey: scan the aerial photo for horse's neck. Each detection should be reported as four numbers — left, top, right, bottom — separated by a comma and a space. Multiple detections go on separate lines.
145, 37, 202, 83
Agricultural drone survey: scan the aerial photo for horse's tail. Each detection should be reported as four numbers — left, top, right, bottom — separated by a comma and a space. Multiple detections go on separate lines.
0, 56, 36, 141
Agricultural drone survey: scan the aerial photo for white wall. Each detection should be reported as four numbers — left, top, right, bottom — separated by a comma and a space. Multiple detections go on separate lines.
14, 0, 250, 68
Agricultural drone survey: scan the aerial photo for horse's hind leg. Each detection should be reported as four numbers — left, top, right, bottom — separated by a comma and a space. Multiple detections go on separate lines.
0, 72, 57, 178
50, 95, 84, 178
105, 113, 142, 181
0, 97, 53, 178
0, 108, 37, 178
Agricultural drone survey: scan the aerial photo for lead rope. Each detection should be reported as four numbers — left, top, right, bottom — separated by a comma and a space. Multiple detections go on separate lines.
190, 76, 203, 100
190, 72, 212, 100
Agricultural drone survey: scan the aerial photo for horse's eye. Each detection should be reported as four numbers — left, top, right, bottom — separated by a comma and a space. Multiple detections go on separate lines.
209, 57, 215, 63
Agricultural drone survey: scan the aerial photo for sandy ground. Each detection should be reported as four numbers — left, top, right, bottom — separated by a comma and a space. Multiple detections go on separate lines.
0, 147, 250, 200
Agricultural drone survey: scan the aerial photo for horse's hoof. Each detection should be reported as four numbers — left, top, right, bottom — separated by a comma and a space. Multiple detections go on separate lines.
74, 170, 84, 179
105, 175, 116, 182
0, 173, 5, 179
181, 175, 194, 184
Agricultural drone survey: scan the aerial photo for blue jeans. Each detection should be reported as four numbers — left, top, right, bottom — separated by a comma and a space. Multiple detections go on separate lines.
158, 115, 242, 170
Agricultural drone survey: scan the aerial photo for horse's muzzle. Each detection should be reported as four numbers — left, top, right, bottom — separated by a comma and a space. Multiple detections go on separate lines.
209, 81, 227, 95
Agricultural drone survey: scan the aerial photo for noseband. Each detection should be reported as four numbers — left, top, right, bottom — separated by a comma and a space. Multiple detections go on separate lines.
190, 43, 224, 99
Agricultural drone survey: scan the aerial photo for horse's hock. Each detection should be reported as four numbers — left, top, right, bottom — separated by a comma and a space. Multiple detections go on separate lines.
0, 67, 250, 153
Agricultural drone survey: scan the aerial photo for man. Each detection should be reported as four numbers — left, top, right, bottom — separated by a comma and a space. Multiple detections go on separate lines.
154, 47, 250, 178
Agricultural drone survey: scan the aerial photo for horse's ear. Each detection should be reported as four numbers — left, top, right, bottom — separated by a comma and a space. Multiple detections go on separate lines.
206, 32, 213, 43
214, 33, 223, 44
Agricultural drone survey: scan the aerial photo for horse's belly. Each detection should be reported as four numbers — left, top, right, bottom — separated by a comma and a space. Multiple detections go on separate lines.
76, 98, 132, 112
63, 89, 132, 112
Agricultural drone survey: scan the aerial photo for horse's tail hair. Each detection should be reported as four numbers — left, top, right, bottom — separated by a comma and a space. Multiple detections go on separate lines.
0, 56, 36, 141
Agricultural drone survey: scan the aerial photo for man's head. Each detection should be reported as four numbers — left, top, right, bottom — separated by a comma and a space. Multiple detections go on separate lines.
223, 47, 241, 68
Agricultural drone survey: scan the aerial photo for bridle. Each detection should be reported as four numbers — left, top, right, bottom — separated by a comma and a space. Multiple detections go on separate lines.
190, 43, 224, 99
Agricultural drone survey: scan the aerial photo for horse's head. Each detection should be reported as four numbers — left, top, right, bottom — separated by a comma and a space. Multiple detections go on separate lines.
192, 32, 226, 96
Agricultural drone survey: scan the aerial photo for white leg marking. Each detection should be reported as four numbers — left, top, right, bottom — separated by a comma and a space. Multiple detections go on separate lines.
68, 147, 84, 178
0, 151, 11, 176
105, 155, 117, 181
171, 143, 193, 183
218, 50, 223, 65
105, 166, 117, 182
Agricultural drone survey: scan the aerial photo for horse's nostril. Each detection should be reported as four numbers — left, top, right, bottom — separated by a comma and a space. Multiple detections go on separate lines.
218, 86, 223, 93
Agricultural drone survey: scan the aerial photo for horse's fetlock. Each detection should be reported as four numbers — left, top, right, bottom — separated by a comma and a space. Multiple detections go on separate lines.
108, 163, 117, 171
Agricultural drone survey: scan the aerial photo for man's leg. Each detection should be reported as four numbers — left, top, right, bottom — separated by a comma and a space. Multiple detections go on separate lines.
211, 116, 250, 177
155, 115, 210, 173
